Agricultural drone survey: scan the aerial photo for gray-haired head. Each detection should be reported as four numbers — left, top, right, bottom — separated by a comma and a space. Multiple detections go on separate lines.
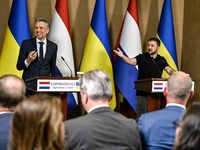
167, 71, 192, 101
35, 17, 50, 29
79, 70, 113, 101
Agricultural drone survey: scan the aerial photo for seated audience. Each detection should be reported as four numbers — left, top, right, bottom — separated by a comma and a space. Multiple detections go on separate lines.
0, 75, 25, 150
64, 69, 142, 150
137, 71, 193, 150
173, 102, 200, 150
10, 94, 65, 150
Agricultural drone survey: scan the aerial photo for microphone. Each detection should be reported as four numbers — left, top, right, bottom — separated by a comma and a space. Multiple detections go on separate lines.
61, 56, 73, 77
152, 59, 162, 77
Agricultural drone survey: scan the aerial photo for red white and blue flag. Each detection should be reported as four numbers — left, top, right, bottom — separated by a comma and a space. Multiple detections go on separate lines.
113, 0, 142, 112
39, 81, 50, 90
152, 81, 167, 92
49, 0, 78, 113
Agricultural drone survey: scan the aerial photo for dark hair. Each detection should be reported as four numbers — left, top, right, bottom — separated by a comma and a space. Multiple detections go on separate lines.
0, 75, 25, 108
148, 37, 161, 47
173, 102, 200, 150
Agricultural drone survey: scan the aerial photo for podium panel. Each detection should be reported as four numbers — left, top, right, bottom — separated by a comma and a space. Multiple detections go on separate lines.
26, 76, 80, 120
134, 78, 195, 112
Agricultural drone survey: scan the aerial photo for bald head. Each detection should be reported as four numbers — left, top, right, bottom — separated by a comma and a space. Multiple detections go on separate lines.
0, 75, 26, 108
167, 71, 192, 102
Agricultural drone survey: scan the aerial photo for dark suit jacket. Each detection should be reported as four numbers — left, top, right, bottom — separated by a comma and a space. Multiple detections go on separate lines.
64, 107, 142, 150
0, 113, 13, 150
137, 106, 185, 150
17, 38, 57, 81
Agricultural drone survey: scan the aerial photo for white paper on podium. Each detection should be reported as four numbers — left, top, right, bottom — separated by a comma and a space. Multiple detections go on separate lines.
37, 79, 80, 92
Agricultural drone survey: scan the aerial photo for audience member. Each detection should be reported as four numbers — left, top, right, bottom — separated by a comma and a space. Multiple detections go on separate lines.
64, 69, 142, 150
10, 94, 65, 150
137, 71, 193, 150
173, 102, 200, 150
0, 75, 25, 150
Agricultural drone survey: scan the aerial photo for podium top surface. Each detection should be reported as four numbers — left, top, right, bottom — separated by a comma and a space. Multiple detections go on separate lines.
26, 76, 79, 82
134, 78, 195, 93
134, 78, 168, 83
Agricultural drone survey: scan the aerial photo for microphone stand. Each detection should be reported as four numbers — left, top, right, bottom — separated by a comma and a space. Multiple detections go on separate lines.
61, 56, 73, 77
152, 59, 162, 77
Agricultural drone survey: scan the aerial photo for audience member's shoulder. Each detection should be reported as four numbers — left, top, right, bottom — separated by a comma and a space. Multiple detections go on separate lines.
113, 111, 137, 124
64, 115, 87, 126
138, 109, 164, 121
138, 107, 175, 125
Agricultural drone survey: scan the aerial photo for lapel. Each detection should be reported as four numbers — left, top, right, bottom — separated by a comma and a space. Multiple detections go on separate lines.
30, 38, 37, 52
45, 39, 51, 59
31, 38, 38, 61
29, 38, 39, 65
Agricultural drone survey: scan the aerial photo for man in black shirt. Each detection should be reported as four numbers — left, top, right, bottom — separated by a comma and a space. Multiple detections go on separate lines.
113, 37, 175, 119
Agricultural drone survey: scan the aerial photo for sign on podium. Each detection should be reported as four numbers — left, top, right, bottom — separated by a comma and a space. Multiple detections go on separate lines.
26, 76, 80, 120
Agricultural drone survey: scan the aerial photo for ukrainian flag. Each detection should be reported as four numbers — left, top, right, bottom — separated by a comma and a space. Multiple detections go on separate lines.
156, 0, 178, 78
0, 0, 30, 77
79, 0, 116, 109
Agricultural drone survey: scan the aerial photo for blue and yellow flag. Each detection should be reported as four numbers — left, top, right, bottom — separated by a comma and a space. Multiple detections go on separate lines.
156, 0, 178, 78
0, 0, 30, 77
79, 0, 116, 109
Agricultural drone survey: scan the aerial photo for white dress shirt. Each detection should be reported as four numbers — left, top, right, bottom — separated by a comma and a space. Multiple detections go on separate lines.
25, 38, 47, 67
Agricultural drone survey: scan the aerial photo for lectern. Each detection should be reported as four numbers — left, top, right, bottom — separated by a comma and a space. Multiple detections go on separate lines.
134, 78, 195, 112
134, 78, 168, 112
26, 76, 80, 120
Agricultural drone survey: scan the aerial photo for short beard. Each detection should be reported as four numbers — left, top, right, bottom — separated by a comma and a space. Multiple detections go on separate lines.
148, 49, 157, 56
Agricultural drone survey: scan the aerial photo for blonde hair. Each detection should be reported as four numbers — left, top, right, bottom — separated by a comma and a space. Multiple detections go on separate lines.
10, 94, 64, 150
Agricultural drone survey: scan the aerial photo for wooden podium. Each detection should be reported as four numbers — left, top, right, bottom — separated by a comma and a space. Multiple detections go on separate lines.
134, 78, 195, 112
26, 76, 80, 120
134, 78, 168, 112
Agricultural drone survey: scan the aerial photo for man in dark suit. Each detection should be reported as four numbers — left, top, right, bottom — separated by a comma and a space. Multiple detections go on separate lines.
0, 75, 26, 150
137, 71, 194, 150
16, 18, 57, 95
64, 70, 142, 150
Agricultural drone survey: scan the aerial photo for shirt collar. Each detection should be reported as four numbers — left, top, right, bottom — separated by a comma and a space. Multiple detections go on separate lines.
88, 105, 109, 113
166, 103, 186, 109
145, 52, 159, 60
36, 38, 47, 45
0, 111, 14, 115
